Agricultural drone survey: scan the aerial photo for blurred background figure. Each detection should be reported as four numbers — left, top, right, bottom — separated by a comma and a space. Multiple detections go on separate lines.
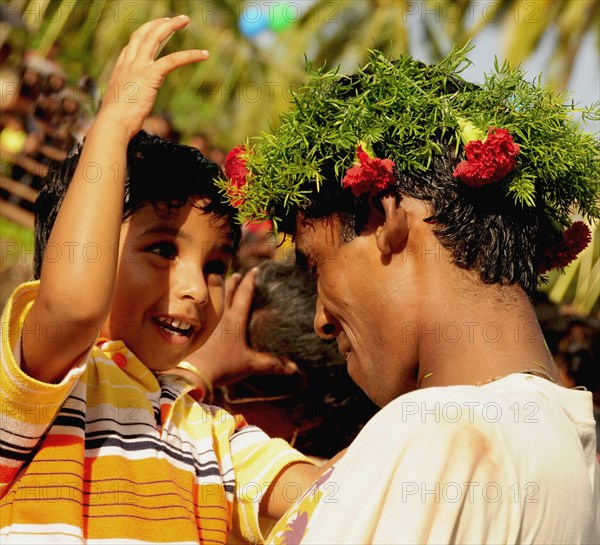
187, 132, 212, 155
142, 113, 180, 141
0, 42, 93, 216
227, 259, 379, 459
235, 220, 279, 263
187, 131, 226, 167
534, 292, 600, 453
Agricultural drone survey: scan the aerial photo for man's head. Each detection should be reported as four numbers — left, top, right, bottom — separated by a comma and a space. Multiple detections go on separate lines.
292, 196, 449, 405
223, 51, 597, 290
220, 49, 599, 403
34, 131, 241, 370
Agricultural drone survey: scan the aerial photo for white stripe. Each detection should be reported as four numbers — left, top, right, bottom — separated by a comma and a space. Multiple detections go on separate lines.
0, 523, 199, 545
1, 523, 82, 544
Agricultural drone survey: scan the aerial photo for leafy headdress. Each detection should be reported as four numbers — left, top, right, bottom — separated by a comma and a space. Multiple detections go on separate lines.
218, 46, 599, 285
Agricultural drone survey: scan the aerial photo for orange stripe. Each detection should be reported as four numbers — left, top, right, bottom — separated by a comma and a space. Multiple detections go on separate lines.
0, 465, 20, 485
43, 434, 84, 448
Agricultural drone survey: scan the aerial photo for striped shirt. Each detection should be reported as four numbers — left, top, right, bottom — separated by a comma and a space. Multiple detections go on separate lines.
1, 282, 310, 544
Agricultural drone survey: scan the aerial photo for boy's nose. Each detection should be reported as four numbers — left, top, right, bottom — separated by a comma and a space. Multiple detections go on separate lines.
313, 297, 341, 340
173, 266, 208, 305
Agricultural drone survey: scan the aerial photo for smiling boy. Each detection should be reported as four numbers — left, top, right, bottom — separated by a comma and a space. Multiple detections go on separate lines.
0, 17, 317, 544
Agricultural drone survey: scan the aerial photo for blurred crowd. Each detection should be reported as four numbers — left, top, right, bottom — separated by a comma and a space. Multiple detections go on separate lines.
0, 38, 227, 214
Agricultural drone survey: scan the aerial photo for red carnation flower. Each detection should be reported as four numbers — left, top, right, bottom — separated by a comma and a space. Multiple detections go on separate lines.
224, 145, 249, 186
453, 128, 520, 188
244, 219, 273, 234
224, 145, 250, 207
539, 221, 592, 274
341, 145, 396, 197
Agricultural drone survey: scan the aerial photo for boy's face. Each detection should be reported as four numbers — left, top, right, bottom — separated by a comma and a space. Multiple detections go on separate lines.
101, 200, 232, 372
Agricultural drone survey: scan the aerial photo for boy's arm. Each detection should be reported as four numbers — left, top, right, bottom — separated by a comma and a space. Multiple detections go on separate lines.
260, 450, 347, 519
22, 16, 208, 383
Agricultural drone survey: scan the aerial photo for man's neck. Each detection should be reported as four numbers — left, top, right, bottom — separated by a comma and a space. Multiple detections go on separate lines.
415, 283, 561, 389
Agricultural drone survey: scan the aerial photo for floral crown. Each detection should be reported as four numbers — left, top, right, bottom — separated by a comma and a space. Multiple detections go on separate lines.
218, 45, 599, 272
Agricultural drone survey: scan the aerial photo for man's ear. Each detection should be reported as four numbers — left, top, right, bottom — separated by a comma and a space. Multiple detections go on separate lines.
371, 194, 408, 256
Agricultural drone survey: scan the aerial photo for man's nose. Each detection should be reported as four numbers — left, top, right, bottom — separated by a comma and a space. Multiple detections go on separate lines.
313, 297, 341, 340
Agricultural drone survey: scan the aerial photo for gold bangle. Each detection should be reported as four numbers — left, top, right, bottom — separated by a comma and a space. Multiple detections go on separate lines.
177, 361, 214, 402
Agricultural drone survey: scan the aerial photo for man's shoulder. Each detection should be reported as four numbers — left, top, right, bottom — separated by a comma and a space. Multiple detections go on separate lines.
363, 373, 592, 446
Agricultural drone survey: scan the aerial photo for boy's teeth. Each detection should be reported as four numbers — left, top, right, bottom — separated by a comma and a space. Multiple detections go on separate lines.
156, 316, 193, 333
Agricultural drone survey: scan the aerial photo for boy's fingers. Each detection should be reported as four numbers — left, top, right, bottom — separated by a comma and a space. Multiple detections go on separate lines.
153, 49, 209, 75
122, 17, 171, 64
279, 357, 299, 375
224, 273, 242, 307
251, 353, 299, 375
123, 16, 189, 64
228, 268, 258, 317
115, 48, 126, 68
139, 15, 191, 61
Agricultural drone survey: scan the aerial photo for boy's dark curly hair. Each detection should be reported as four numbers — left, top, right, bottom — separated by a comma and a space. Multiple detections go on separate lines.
34, 131, 241, 279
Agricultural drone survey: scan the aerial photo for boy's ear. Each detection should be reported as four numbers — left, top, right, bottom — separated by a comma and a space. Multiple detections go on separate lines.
369, 194, 408, 256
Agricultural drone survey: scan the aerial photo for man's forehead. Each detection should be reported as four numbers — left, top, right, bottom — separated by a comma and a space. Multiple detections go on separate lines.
294, 214, 339, 259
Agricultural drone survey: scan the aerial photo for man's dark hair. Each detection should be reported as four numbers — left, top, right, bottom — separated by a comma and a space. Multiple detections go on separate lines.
34, 131, 241, 279
282, 69, 542, 295
233, 259, 379, 458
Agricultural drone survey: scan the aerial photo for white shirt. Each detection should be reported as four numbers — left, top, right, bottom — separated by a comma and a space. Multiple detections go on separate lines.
267, 373, 599, 544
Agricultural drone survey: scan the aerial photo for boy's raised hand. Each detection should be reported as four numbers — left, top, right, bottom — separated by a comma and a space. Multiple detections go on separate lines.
98, 15, 208, 139
23, 16, 207, 384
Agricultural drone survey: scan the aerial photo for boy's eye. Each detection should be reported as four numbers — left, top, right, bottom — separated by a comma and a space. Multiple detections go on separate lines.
147, 241, 177, 259
204, 259, 227, 276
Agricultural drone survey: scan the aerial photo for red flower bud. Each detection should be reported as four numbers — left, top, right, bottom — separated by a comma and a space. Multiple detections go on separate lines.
539, 221, 592, 274
224, 145, 251, 207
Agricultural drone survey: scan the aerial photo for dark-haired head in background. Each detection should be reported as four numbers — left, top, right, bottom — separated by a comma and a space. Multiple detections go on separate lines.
220, 259, 378, 459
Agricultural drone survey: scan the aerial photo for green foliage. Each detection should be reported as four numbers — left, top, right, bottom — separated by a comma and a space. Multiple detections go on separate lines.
3, 0, 598, 313
7, 0, 598, 150
0, 217, 34, 257
219, 47, 600, 237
